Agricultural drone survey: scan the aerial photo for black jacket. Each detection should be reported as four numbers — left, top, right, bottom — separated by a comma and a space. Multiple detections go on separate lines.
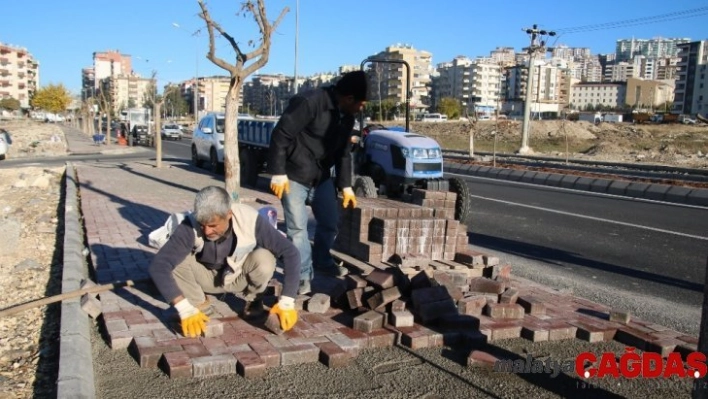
266, 86, 353, 189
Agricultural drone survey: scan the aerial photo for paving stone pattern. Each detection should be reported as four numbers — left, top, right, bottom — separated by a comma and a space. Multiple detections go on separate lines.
77, 164, 699, 380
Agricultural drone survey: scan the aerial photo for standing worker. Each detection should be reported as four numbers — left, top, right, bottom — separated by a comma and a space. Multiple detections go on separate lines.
267, 70, 369, 295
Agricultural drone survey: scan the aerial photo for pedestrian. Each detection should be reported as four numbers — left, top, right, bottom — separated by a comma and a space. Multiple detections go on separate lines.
266, 70, 369, 295
148, 186, 301, 337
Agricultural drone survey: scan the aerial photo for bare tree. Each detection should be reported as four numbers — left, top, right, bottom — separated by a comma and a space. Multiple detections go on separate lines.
97, 86, 112, 147
198, 0, 288, 202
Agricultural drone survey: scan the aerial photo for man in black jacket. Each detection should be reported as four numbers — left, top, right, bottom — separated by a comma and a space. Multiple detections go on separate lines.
266, 71, 368, 294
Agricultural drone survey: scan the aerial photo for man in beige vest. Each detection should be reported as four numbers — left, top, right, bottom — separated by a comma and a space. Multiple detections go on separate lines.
149, 186, 301, 337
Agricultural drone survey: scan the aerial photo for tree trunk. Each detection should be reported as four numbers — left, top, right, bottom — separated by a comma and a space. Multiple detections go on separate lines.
223, 78, 242, 203
154, 102, 162, 168
105, 108, 111, 147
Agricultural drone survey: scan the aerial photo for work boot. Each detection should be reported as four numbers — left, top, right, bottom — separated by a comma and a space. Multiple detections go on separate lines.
298, 280, 312, 295
241, 294, 266, 320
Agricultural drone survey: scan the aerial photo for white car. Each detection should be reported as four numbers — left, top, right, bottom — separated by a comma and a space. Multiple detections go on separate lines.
161, 123, 183, 140
191, 112, 225, 173
0, 129, 10, 160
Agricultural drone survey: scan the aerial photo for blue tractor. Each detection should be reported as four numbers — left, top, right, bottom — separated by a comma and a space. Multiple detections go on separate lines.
351, 58, 472, 223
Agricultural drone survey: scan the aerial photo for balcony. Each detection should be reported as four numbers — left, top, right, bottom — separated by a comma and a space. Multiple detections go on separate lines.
0, 80, 10, 87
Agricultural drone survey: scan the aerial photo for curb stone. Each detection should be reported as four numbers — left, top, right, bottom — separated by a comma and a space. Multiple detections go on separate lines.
444, 162, 708, 207
57, 162, 96, 399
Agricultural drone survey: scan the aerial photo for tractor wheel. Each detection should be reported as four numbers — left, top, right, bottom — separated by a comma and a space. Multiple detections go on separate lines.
239, 147, 258, 187
353, 175, 377, 198
448, 177, 472, 223
191, 145, 202, 168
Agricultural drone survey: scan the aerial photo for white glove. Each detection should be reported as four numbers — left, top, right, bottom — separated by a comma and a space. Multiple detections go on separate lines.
277, 296, 295, 311
270, 175, 290, 199
174, 298, 199, 319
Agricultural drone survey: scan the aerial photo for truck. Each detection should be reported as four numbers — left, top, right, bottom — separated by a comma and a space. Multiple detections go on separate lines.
578, 112, 603, 124
121, 108, 152, 145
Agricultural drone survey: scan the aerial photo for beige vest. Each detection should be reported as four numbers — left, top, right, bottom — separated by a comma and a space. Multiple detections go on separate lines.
192, 204, 260, 286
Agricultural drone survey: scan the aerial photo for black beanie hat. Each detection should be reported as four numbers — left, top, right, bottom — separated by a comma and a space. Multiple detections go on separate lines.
335, 70, 369, 101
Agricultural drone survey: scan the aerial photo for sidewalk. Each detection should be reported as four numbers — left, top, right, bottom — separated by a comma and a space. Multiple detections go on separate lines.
58, 130, 700, 398
62, 126, 149, 156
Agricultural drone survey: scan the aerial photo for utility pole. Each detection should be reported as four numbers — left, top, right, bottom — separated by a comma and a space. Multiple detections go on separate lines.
519, 24, 555, 155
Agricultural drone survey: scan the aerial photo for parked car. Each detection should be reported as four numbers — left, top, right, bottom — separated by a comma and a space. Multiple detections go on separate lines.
191, 112, 226, 173
0, 129, 11, 160
161, 123, 183, 140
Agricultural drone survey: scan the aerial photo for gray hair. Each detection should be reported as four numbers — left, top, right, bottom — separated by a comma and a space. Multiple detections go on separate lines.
193, 186, 232, 223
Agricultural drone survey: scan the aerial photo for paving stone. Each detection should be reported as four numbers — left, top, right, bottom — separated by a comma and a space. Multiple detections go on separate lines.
390, 310, 415, 328
80, 293, 102, 319
264, 313, 284, 335
353, 310, 385, 333
546, 323, 578, 341
183, 344, 211, 358
467, 350, 498, 367
346, 274, 369, 289
365, 269, 395, 289
159, 351, 192, 378
499, 288, 519, 304
458, 295, 488, 316
316, 342, 353, 368
339, 327, 370, 349
192, 354, 237, 377
516, 296, 546, 316
367, 328, 396, 348
208, 344, 252, 356
248, 341, 281, 368
609, 309, 631, 324
390, 299, 407, 312
484, 303, 525, 320
417, 299, 459, 324
234, 351, 267, 379
129, 336, 183, 368
645, 338, 683, 357
307, 293, 330, 314
346, 288, 364, 309
325, 332, 360, 354
204, 319, 224, 338
489, 322, 522, 341
367, 286, 401, 310
278, 344, 320, 366
468, 277, 505, 295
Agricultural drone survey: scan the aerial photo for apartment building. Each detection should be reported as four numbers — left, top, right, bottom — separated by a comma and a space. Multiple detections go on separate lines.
604, 61, 639, 82
434, 56, 503, 112
369, 44, 433, 108
673, 40, 708, 115
242, 74, 291, 116
100, 75, 154, 113
570, 82, 626, 110
625, 77, 675, 109
551, 45, 592, 62
0, 42, 39, 108
615, 37, 690, 62
505, 60, 564, 115
93, 50, 131, 89
488, 47, 516, 65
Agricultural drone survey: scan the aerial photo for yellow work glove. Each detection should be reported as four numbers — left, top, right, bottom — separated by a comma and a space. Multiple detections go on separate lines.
270, 175, 290, 199
342, 187, 357, 209
174, 298, 210, 338
269, 296, 298, 331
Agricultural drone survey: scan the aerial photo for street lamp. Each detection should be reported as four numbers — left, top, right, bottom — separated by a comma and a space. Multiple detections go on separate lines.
172, 22, 200, 128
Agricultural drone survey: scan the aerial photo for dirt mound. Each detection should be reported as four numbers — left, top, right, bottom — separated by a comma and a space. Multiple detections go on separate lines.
0, 120, 67, 159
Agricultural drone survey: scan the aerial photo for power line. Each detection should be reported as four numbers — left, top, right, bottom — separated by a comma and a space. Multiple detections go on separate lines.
554, 6, 708, 34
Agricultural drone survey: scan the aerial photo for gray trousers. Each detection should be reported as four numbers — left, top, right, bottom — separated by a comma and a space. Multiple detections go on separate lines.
172, 248, 276, 305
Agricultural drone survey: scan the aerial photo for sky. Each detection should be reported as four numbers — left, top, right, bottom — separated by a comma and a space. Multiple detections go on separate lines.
1, 0, 706, 95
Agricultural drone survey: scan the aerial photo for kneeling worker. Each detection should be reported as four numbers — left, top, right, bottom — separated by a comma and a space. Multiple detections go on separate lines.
149, 185, 301, 337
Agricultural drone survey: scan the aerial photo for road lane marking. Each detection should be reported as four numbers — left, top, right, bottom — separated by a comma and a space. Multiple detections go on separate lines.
469, 193, 708, 241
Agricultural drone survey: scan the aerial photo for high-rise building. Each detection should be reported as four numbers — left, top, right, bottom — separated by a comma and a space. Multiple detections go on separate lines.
434, 56, 504, 113
93, 50, 132, 88
368, 44, 433, 109
615, 37, 690, 62
673, 40, 708, 115
0, 42, 39, 108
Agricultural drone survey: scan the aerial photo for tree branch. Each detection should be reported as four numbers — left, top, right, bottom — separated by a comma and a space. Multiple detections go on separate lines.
198, 0, 239, 74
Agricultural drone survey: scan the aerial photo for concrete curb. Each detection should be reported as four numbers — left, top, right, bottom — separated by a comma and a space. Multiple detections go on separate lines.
56, 162, 95, 399
444, 162, 708, 207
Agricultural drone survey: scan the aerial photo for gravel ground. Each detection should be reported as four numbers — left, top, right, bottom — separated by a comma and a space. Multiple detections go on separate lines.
0, 167, 65, 399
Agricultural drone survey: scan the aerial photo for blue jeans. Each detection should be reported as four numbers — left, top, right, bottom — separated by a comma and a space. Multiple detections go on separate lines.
282, 178, 338, 282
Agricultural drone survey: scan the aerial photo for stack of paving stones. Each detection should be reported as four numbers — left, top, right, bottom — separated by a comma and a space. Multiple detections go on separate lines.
92, 192, 699, 379
334, 192, 466, 264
